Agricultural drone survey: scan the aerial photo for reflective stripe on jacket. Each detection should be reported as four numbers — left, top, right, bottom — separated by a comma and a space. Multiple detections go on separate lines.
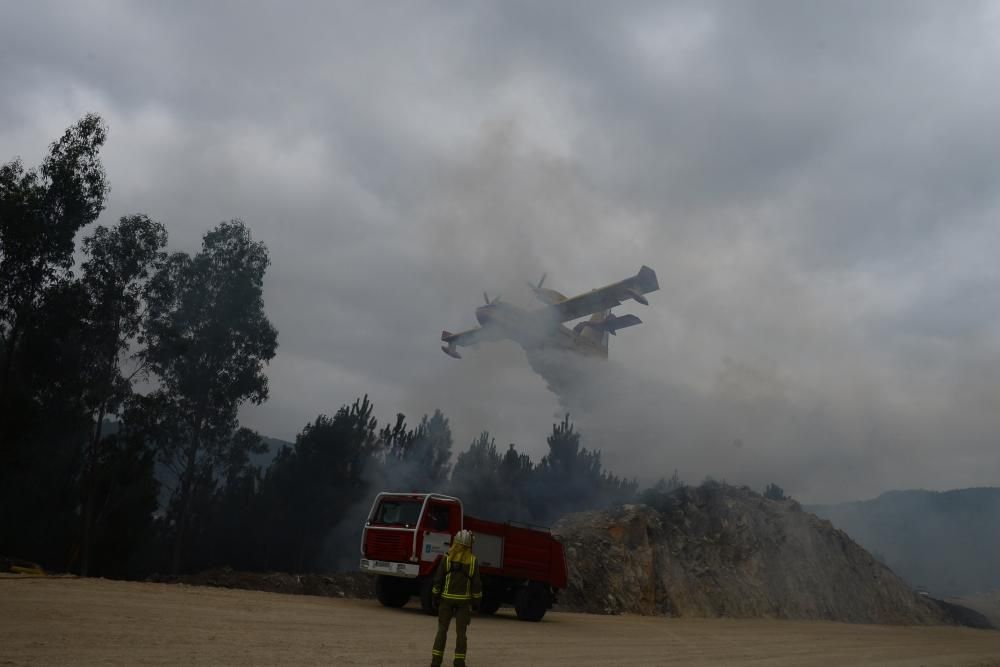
431, 554, 482, 602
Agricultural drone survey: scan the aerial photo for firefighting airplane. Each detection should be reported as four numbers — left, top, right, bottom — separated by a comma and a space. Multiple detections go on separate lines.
441, 265, 659, 360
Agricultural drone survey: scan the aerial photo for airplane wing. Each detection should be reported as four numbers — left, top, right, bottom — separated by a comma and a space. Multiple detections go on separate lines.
547, 265, 660, 323
572, 313, 643, 336
440, 327, 503, 358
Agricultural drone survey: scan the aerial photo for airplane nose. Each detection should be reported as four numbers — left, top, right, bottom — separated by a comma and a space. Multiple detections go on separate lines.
475, 307, 490, 325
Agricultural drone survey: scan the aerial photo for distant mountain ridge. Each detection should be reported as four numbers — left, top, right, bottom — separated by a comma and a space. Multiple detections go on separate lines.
807, 487, 1000, 597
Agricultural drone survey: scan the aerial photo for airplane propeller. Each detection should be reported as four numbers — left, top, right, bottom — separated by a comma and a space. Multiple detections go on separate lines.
483, 291, 501, 305
527, 272, 547, 291
527, 271, 568, 305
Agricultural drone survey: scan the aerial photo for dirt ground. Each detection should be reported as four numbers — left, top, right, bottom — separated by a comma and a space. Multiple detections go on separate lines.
2, 576, 1000, 666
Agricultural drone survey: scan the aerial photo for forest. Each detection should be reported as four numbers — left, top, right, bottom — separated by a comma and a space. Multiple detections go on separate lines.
0, 115, 639, 579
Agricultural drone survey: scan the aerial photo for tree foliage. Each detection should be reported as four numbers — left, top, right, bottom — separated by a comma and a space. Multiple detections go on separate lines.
260, 397, 380, 572
535, 415, 638, 522
77, 214, 167, 574
0, 114, 112, 571
376, 408, 453, 492
1, 114, 109, 417
451, 415, 637, 526
142, 220, 278, 573
764, 482, 787, 501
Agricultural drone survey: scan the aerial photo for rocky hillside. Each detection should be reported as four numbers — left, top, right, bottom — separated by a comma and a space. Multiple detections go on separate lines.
553, 483, 955, 625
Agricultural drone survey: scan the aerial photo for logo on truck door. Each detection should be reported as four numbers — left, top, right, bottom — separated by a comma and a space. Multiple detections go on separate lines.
422, 531, 450, 561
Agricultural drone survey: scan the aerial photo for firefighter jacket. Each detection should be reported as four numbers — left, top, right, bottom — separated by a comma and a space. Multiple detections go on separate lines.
431, 554, 482, 604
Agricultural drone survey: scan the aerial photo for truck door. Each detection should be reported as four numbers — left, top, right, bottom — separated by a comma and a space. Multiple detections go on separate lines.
420, 501, 459, 562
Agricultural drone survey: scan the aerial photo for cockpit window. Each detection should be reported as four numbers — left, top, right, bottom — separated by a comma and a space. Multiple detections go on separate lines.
374, 499, 422, 527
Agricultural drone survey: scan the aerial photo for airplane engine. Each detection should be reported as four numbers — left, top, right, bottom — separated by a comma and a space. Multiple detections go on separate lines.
527, 273, 568, 305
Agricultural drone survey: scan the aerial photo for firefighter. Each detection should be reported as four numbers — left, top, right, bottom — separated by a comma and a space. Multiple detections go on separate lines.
430, 529, 481, 667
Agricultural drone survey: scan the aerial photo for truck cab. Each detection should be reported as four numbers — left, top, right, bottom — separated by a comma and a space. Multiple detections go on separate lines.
360, 492, 463, 579
360, 491, 567, 621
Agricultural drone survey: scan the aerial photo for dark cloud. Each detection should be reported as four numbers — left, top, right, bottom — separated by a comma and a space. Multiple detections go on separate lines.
4, 1, 1000, 502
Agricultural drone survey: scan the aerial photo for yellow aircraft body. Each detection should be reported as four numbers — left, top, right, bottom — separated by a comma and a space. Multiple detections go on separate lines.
441, 265, 659, 360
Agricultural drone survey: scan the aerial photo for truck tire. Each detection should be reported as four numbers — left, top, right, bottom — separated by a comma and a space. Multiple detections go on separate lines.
375, 575, 410, 608
419, 575, 440, 616
514, 582, 550, 622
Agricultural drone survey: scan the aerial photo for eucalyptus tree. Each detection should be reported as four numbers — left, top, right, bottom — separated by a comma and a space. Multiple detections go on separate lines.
142, 220, 277, 573
0, 115, 109, 566
77, 214, 167, 575
0, 113, 109, 447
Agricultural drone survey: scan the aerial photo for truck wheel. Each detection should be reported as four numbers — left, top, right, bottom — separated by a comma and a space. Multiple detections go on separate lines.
419, 575, 440, 616
375, 575, 410, 608
514, 582, 550, 622
479, 596, 501, 615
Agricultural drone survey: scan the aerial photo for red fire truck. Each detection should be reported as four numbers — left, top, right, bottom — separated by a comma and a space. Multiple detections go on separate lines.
359, 492, 567, 621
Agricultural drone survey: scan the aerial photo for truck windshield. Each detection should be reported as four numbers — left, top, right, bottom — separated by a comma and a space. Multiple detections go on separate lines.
373, 499, 422, 527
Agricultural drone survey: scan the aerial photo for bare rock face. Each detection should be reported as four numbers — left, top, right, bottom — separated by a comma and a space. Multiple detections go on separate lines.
553, 483, 949, 624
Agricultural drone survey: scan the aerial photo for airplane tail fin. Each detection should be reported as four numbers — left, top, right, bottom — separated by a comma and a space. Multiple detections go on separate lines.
636, 265, 660, 293
441, 331, 462, 358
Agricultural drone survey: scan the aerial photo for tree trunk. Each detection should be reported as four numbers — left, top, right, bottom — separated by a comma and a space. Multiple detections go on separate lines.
0, 326, 23, 446
79, 406, 107, 577
80, 321, 123, 576
170, 434, 201, 575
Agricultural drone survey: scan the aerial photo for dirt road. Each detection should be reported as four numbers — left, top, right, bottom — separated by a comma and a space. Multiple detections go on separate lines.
2, 576, 999, 666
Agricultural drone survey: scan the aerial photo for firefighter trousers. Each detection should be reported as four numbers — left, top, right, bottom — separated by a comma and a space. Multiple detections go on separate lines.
431, 600, 470, 666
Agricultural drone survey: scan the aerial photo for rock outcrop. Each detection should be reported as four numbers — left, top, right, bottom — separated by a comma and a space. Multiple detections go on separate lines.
553, 483, 951, 624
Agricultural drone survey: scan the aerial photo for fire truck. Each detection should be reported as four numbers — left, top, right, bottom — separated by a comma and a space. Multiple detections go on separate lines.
359, 492, 567, 621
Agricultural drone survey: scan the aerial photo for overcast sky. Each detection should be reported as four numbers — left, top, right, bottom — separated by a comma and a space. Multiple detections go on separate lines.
3, 1, 1000, 502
